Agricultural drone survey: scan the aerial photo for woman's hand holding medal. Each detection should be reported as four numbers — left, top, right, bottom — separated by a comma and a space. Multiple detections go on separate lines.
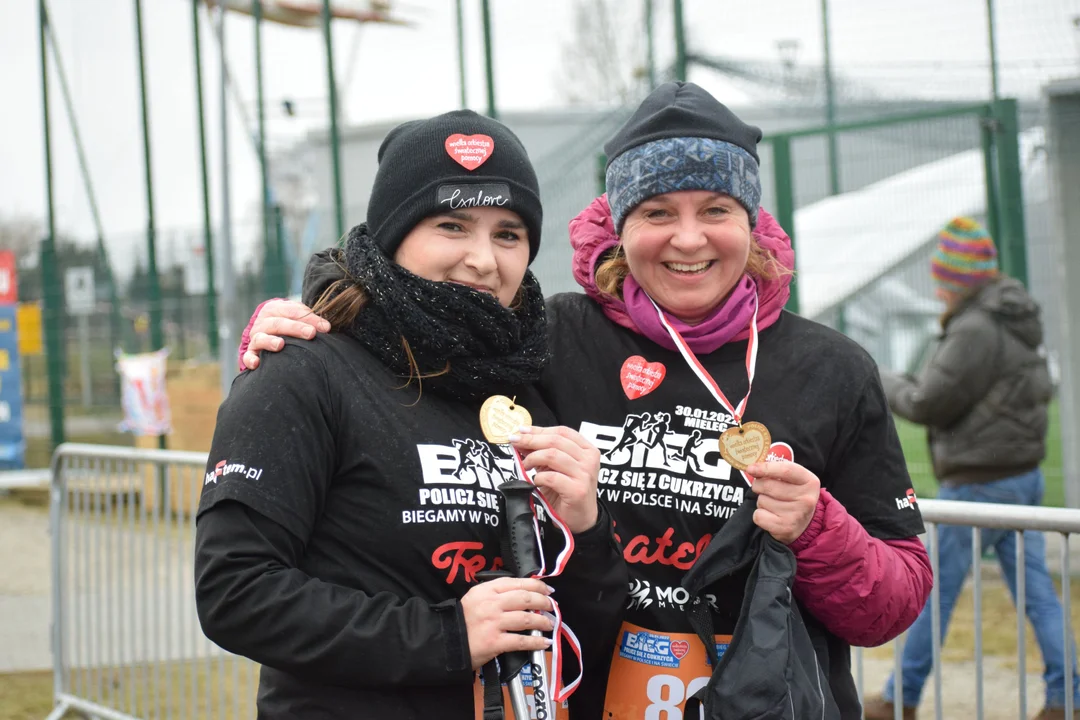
508, 425, 601, 535
747, 461, 822, 545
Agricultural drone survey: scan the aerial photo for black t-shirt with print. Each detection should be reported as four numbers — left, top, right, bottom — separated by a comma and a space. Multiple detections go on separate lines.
194, 333, 625, 719
538, 293, 925, 718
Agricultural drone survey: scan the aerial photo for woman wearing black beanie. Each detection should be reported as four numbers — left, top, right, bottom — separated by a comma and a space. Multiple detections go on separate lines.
194, 109, 626, 720
241, 83, 931, 720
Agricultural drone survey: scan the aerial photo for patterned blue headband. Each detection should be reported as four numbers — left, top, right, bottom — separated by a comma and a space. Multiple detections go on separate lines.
605, 136, 762, 231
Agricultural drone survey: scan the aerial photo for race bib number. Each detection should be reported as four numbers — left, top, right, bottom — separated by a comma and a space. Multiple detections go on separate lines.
603, 622, 730, 720
472, 653, 570, 720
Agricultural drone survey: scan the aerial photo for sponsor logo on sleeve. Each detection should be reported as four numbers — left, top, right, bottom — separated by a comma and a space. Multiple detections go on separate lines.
896, 487, 918, 510
204, 459, 263, 486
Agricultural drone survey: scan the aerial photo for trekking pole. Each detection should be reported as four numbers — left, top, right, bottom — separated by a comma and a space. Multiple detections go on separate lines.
477, 473, 555, 720
498, 477, 556, 720
471, 566, 530, 720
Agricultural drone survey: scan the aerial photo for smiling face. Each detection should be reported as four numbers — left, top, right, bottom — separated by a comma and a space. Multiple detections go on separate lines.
620, 190, 752, 324
393, 206, 530, 307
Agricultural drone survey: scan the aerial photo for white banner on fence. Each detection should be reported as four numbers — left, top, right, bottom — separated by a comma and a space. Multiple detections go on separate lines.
115, 348, 172, 436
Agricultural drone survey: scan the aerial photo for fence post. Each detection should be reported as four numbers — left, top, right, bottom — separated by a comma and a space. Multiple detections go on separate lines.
980, 106, 1002, 251
254, 0, 274, 300
481, 0, 497, 120
644, 0, 656, 90
133, 0, 164, 355
133, 0, 166, 452
40, 238, 66, 448
820, 0, 841, 196
993, 98, 1028, 287
321, 0, 345, 243
264, 204, 288, 298
191, 0, 218, 357
455, 0, 467, 108
38, 0, 64, 449
771, 136, 799, 314
673, 0, 687, 82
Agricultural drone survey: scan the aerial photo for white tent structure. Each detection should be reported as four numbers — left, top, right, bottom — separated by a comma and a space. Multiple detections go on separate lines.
792, 127, 1053, 374
795, 127, 1046, 321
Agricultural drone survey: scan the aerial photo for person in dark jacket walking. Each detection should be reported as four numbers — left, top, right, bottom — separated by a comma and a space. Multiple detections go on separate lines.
864, 217, 1078, 720
193, 110, 627, 720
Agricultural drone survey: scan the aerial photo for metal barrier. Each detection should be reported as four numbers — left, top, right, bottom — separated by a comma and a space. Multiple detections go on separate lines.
44, 443, 259, 720
856, 498, 1080, 720
42, 443, 1080, 720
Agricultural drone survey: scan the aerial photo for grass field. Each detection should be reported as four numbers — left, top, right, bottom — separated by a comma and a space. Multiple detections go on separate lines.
0, 657, 259, 720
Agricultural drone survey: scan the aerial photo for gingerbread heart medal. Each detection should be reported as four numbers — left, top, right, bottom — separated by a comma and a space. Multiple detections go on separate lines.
479, 395, 532, 444
718, 421, 772, 471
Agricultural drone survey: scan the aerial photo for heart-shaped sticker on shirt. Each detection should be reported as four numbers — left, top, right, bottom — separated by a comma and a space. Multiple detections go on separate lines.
620, 355, 666, 399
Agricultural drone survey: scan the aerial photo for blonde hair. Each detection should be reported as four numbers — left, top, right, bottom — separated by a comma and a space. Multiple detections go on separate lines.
594, 236, 790, 301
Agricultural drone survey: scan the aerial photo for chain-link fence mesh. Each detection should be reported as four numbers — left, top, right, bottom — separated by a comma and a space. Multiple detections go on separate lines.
9, 0, 1078, 506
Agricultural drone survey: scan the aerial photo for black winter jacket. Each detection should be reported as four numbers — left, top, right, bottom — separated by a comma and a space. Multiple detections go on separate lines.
881, 276, 1053, 486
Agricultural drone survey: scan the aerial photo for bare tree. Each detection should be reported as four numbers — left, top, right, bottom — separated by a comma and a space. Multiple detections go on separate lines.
0, 214, 43, 265
559, 0, 645, 106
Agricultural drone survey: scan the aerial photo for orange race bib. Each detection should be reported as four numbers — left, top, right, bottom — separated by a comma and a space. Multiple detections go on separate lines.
603, 621, 730, 720
472, 654, 570, 720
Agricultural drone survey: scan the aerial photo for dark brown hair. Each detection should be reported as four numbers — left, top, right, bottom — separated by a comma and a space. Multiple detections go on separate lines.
311, 259, 450, 390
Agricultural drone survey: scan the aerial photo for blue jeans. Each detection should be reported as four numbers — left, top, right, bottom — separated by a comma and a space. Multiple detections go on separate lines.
883, 469, 1080, 708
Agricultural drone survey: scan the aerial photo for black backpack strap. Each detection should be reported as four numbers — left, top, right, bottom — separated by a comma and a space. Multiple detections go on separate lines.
684, 689, 706, 719
683, 597, 717, 719
686, 598, 720, 668
481, 659, 503, 720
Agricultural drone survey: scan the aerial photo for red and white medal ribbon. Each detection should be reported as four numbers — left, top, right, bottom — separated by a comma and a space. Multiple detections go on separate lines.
508, 445, 583, 703
646, 294, 760, 425
647, 293, 761, 480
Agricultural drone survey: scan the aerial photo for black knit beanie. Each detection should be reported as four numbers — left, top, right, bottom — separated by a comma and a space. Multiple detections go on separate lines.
366, 110, 543, 263
604, 82, 762, 165
604, 82, 763, 229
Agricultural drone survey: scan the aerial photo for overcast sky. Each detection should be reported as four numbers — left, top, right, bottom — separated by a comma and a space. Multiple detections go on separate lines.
1, 0, 1077, 271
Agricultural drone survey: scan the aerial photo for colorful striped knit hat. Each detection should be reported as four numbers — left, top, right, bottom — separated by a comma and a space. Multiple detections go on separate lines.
930, 217, 998, 292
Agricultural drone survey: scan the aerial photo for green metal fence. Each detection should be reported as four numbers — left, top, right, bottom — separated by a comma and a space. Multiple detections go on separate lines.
748, 99, 1066, 501
20, 1, 1069, 506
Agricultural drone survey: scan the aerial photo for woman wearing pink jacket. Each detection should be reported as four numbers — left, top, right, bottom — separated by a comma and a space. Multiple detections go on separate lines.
239, 82, 932, 719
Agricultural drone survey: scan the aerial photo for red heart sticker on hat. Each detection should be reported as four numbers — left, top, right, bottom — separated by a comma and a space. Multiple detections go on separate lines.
445, 134, 494, 171
670, 640, 690, 660
620, 356, 666, 400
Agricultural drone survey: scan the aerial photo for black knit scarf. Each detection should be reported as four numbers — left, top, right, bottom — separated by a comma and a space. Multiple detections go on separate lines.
339, 224, 549, 402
